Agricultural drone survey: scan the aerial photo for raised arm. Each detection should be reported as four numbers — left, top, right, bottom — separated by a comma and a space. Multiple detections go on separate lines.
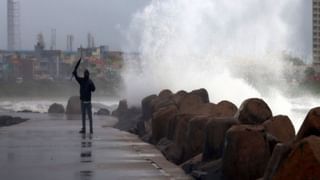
73, 58, 82, 82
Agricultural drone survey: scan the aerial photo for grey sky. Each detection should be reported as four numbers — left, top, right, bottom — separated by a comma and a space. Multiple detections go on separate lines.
0, 0, 150, 51
0, 0, 312, 56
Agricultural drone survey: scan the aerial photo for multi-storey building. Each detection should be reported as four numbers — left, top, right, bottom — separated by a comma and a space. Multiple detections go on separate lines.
313, 0, 320, 65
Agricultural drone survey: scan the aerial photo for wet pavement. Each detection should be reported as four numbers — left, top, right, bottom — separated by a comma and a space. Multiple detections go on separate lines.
0, 113, 191, 180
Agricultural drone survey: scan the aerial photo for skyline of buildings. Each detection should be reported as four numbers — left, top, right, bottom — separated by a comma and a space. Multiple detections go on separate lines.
313, 0, 320, 65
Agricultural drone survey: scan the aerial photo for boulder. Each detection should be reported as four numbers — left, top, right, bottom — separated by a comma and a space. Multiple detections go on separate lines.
272, 136, 320, 180
141, 94, 157, 120
158, 89, 173, 98
48, 103, 65, 114
66, 96, 81, 114
214, 101, 238, 117
95, 108, 110, 116
190, 88, 210, 103
159, 139, 183, 165
0, 116, 28, 127
172, 103, 217, 163
263, 115, 295, 143
296, 107, 320, 141
202, 117, 239, 161
166, 114, 195, 164
18, 109, 39, 113
263, 143, 293, 180
150, 96, 174, 113
197, 159, 223, 180
235, 98, 272, 125
171, 90, 188, 105
114, 106, 141, 131
111, 99, 128, 117
178, 94, 205, 114
166, 112, 181, 140
222, 125, 271, 180
151, 105, 178, 144
180, 100, 216, 116
181, 153, 203, 174
184, 116, 211, 160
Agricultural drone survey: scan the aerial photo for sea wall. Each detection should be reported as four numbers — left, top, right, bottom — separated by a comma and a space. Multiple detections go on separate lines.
113, 88, 320, 180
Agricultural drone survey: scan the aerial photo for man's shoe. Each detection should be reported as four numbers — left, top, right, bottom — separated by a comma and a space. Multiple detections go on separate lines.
79, 129, 85, 134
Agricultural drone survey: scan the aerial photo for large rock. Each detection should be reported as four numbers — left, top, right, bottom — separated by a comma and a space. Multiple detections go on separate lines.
213, 101, 238, 117
158, 138, 183, 164
272, 136, 320, 180
296, 107, 320, 141
171, 103, 217, 163
95, 108, 110, 116
66, 96, 81, 114
180, 101, 216, 116
166, 114, 195, 164
184, 116, 211, 160
202, 117, 239, 161
0, 116, 28, 127
141, 94, 157, 120
151, 105, 178, 144
190, 88, 210, 103
48, 103, 65, 114
263, 143, 293, 180
114, 106, 141, 131
235, 98, 272, 125
263, 115, 295, 143
181, 153, 203, 174
111, 99, 128, 117
158, 89, 173, 98
150, 95, 174, 113
178, 94, 205, 114
222, 125, 271, 180
171, 90, 188, 106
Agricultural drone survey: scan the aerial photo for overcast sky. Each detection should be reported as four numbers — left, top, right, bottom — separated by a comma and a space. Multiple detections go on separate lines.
0, 0, 150, 51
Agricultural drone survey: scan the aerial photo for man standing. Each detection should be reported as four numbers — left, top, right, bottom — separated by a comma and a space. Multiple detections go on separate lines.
73, 58, 96, 134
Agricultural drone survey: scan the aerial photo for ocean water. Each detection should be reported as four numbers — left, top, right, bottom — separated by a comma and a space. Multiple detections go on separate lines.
0, 99, 119, 114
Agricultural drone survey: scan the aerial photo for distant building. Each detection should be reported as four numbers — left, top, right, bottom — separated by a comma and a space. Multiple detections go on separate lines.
33, 33, 63, 79
77, 45, 109, 59
21, 58, 35, 80
313, 0, 320, 65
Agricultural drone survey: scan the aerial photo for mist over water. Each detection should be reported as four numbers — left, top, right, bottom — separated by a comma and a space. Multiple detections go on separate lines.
122, 0, 314, 129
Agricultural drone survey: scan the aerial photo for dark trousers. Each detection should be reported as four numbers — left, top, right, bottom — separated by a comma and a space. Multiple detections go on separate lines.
81, 101, 93, 133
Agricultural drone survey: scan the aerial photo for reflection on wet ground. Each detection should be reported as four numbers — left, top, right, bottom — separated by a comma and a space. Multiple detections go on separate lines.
80, 134, 93, 163
80, 170, 93, 180
0, 113, 191, 180
80, 134, 94, 180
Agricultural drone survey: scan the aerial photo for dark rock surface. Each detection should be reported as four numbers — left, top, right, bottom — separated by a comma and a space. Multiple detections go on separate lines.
263, 115, 295, 143
222, 125, 271, 180
235, 98, 272, 125
113, 89, 319, 180
95, 108, 110, 116
66, 96, 81, 114
0, 116, 28, 127
202, 117, 239, 161
48, 103, 65, 114
296, 107, 320, 141
272, 136, 320, 180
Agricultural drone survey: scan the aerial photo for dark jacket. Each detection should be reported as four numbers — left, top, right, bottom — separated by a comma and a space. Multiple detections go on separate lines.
73, 71, 95, 101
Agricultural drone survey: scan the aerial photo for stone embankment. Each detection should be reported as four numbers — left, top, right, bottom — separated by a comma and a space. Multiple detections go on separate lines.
112, 88, 320, 180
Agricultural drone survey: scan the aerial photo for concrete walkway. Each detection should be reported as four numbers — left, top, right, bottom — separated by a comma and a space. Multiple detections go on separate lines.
0, 112, 191, 180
